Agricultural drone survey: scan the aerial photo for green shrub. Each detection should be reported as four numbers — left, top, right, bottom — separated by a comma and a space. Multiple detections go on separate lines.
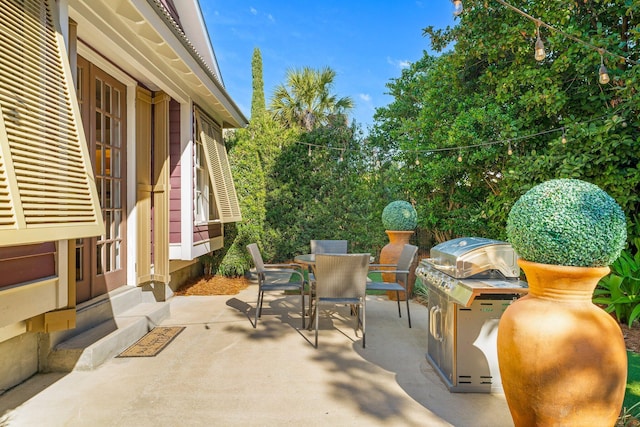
382, 201, 418, 231
507, 178, 627, 267
594, 248, 640, 327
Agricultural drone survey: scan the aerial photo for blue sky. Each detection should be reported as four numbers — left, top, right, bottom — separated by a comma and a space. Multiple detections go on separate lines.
200, 1, 457, 130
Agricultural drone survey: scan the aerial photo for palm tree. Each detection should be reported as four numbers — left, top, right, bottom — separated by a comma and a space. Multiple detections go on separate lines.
269, 66, 354, 131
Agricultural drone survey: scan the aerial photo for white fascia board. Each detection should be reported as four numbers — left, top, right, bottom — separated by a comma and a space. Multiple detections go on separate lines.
173, 0, 223, 84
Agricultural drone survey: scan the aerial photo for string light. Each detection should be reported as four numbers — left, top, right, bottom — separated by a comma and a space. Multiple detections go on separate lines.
507, 142, 513, 155
453, 0, 463, 16
308, 145, 311, 157
534, 21, 546, 61
294, 112, 619, 161
598, 49, 610, 84
415, 155, 420, 165
454, 1, 637, 67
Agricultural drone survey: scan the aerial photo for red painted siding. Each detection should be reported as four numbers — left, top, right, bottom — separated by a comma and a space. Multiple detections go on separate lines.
0, 243, 56, 288
169, 99, 182, 244
193, 223, 222, 243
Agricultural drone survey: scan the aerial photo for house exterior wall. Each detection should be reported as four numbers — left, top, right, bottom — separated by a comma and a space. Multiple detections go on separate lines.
0, 0, 246, 392
0, 243, 56, 289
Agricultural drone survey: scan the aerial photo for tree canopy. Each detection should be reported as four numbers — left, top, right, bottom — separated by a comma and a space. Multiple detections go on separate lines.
269, 66, 355, 131
371, 0, 639, 244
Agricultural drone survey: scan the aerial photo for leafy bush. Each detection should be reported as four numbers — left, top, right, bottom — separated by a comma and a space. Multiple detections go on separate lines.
594, 248, 640, 327
382, 201, 418, 231
507, 179, 627, 267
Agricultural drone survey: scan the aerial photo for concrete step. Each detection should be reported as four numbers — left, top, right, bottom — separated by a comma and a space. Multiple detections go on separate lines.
46, 298, 170, 372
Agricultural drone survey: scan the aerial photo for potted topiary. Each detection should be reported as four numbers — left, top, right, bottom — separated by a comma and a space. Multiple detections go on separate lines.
498, 178, 627, 426
379, 201, 418, 300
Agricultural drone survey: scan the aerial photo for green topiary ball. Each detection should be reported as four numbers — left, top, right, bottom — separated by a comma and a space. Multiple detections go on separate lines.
382, 201, 417, 231
507, 179, 627, 267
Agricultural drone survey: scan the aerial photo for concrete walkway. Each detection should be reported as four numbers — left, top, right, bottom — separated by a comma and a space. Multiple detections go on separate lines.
0, 285, 514, 426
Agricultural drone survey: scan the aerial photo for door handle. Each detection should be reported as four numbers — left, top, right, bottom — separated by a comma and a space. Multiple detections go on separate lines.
429, 305, 443, 341
433, 307, 443, 342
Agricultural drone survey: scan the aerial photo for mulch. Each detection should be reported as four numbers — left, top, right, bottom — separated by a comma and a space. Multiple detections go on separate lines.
174, 275, 250, 296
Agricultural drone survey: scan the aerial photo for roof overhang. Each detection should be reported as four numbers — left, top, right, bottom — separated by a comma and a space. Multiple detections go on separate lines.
68, 0, 248, 128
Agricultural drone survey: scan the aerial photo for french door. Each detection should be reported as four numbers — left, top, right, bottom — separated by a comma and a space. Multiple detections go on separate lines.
76, 57, 127, 303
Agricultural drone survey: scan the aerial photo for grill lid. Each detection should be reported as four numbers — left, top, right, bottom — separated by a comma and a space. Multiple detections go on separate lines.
426, 237, 519, 279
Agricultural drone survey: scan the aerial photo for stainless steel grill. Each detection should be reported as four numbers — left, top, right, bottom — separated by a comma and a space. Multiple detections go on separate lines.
416, 237, 528, 393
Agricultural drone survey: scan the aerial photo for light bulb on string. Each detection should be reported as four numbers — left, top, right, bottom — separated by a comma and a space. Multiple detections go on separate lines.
339, 150, 344, 162
457, 151, 463, 163
598, 50, 610, 84
534, 21, 546, 61
561, 128, 567, 144
415, 154, 420, 165
453, 0, 463, 16
507, 142, 513, 156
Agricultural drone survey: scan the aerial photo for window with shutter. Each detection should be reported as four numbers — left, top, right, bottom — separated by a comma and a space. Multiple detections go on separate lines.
194, 107, 241, 223
0, 0, 103, 246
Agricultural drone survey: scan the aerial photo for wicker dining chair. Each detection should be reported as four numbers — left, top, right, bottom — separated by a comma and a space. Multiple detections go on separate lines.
307, 240, 349, 300
367, 244, 418, 328
247, 243, 306, 329
313, 253, 370, 348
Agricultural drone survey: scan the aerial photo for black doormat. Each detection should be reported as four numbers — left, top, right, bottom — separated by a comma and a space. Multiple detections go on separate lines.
117, 326, 185, 357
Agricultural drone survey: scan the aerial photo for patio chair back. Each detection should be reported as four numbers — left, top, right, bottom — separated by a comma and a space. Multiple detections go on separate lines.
247, 243, 266, 273
310, 239, 348, 254
394, 244, 419, 284
314, 253, 369, 298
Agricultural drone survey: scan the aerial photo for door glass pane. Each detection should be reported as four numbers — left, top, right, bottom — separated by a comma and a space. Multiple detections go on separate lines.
105, 146, 112, 177
96, 145, 103, 175
115, 241, 121, 270
113, 180, 121, 209
113, 119, 121, 148
105, 116, 111, 147
113, 89, 120, 116
96, 245, 103, 275
95, 112, 102, 142
105, 210, 111, 240
76, 246, 83, 281
106, 179, 112, 208
113, 149, 120, 178
105, 84, 111, 114
96, 177, 103, 206
114, 211, 121, 239
95, 79, 102, 109
106, 242, 112, 272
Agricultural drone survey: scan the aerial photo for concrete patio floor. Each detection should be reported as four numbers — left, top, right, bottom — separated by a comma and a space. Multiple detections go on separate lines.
0, 284, 514, 426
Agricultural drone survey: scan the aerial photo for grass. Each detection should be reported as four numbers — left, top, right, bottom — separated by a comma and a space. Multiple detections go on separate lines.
624, 351, 640, 418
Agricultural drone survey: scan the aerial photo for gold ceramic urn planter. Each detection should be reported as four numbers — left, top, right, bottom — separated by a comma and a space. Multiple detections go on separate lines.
379, 201, 417, 300
497, 259, 626, 426
499, 179, 628, 426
